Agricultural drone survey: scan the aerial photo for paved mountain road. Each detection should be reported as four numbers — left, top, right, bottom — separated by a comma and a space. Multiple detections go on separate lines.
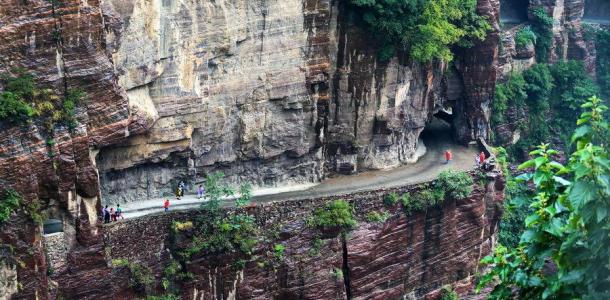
117, 120, 479, 219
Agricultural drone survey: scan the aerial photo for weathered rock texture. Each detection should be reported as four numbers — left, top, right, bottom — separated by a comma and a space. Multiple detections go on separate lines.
59, 169, 502, 300
0, 0, 591, 298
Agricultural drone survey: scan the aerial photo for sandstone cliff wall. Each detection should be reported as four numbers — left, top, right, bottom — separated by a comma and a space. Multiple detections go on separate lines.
47, 169, 503, 299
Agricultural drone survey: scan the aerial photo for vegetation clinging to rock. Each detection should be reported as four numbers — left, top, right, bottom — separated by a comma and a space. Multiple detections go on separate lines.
348, 0, 491, 62
0, 189, 20, 225
514, 26, 537, 49
435, 169, 473, 200
0, 69, 86, 131
308, 199, 357, 231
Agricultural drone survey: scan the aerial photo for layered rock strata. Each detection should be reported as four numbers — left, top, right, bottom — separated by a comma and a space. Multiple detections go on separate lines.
51, 169, 503, 299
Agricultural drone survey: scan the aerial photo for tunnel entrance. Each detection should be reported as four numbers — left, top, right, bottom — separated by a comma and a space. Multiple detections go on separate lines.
500, 0, 529, 25
420, 116, 455, 150
583, 0, 610, 25
43, 218, 63, 235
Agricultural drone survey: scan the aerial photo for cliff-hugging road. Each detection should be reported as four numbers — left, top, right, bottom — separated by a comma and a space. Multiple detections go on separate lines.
119, 119, 479, 218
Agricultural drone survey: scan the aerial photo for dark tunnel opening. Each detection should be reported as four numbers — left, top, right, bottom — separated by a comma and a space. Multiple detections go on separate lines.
500, 0, 529, 24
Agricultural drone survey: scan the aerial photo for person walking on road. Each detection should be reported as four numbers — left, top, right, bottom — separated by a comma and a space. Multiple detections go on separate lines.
475, 154, 481, 166
164, 199, 170, 212
116, 204, 123, 220
197, 184, 205, 199
103, 205, 110, 224
444, 149, 452, 164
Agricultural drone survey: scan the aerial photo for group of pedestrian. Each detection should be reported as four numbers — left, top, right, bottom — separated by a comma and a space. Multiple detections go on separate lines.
443, 149, 488, 166
164, 181, 206, 212
101, 204, 123, 224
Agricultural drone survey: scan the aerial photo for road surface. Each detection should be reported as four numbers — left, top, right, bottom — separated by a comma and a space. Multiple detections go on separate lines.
118, 120, 479, 219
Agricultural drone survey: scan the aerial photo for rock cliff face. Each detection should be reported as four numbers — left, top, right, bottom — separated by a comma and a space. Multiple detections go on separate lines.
55, 169, 503, 300
93, 0, 500, 204
0, 0, 499, 206
2, 0, 590, 298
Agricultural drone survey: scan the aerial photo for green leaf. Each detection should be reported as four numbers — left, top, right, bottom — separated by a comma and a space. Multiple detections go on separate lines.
553, 176, 571, 186
534, 156, 548, 168
515, 173, 533, 182
525, 214, 541, 227
560, 270, 584, 284
568, 181, 596, 209
480, 255, 494, 264
548, 161, 564, 170
571, 125, 591, 141
596, 206, 607, 223
518, 160, 536, 170
544, 218, 563, 237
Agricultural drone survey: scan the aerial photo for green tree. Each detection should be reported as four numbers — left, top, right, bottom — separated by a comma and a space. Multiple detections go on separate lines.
348, 0, 490, 62
478, 96, 610, 299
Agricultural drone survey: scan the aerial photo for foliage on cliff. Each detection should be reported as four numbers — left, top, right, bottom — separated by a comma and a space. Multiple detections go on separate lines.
308, 199, 357, 231
435, 169, 473, 200
479, 96, 610, 299
530, 8, 553, 63
112, 258, 155, 294
0, 189, 20, 225
514, 26, 537, 49
178, 172, 258, 258
0, 69, 86, 131
347, 0, 491, 62
492, 61, 599, 158
595, 29, 610, 97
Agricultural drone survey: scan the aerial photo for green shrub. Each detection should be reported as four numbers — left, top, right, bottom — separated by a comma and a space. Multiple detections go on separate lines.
514, 26, 537, 48
129, 264, 154, 292
492, 72, 527, 127
308, 237, 325, 257
0, 189, 21, 225
530, 8, 553, 62
309, 200, 356, 231
365, 211, 390, 223
331, 268, 343, 280
0, 69, 87, 131
111, 258, 129, 267
383, 192, 399, 206
273, 244, 285, 260
179, 172, 259, 259
0, 92, 35, 122
348, 0, 490, 63
403, 190, 429, 213
440, 285, 459, 300
112, 258, 154, 294
435, 169, 473, 200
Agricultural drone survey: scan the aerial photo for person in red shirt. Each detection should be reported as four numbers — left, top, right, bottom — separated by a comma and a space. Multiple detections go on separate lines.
479, 152, 486, 165
445, 150, 452, 164
164, 199, 170, 212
